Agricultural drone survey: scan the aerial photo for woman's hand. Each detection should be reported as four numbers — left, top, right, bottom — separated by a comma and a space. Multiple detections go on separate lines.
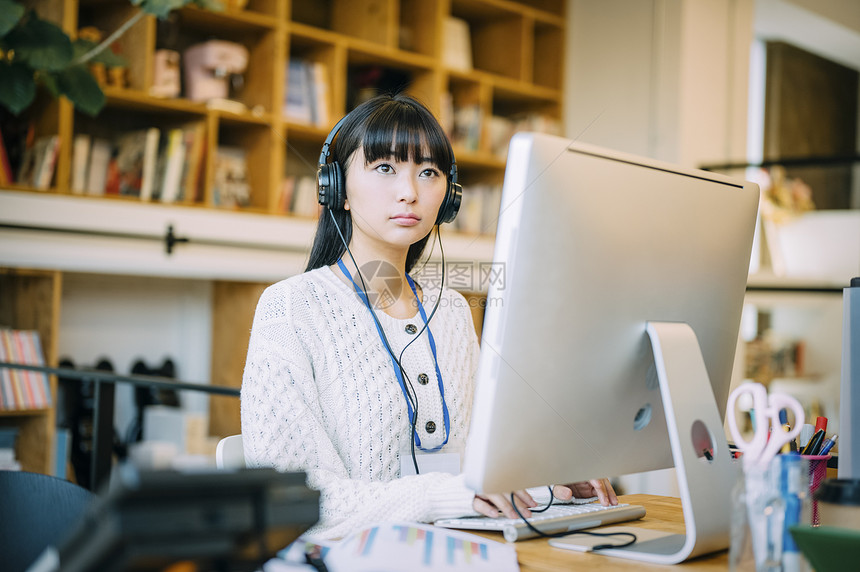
472, 478, 618, 518
473, 489, 539, 519
556, 478, 618, 506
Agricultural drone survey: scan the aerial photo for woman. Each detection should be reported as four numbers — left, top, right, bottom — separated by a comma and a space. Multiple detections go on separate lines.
240, 93, 615, 538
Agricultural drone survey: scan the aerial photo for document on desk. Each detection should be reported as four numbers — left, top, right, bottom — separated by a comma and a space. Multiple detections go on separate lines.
273, 522, 519, 572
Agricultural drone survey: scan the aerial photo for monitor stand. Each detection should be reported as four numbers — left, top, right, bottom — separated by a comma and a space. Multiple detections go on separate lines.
596, 322, 739, 564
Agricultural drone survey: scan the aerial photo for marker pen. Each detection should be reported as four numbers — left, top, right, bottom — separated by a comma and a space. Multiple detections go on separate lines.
815, 416, 828, 434
802, 430, 826, 456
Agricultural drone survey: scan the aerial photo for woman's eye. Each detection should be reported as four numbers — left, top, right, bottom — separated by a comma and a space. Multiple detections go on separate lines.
375, 163, 394, 174
421, 168, 440, 178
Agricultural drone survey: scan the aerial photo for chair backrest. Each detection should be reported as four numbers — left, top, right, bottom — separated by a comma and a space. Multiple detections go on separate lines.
0, 470, 96, 572
215, 434, 245, 469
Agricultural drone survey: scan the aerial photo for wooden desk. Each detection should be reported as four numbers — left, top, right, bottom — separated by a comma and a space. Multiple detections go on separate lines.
477, 494, 729, 571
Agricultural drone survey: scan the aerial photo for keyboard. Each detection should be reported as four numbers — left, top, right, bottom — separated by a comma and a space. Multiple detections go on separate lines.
435, 502, 646, 542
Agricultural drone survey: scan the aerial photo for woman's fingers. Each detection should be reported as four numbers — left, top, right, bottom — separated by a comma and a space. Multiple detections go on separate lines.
473, 490, 537, 519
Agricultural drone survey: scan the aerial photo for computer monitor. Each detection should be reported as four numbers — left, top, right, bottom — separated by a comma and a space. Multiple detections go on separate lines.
463, 133, 759, 563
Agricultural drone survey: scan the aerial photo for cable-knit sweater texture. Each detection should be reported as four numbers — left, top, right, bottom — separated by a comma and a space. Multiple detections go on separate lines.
240, 266, 481, 538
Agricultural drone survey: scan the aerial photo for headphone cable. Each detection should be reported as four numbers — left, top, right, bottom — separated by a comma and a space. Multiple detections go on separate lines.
329, 209, 422, 474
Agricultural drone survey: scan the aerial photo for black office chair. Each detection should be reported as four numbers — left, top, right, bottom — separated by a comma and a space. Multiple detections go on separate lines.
0, 470, 95, 572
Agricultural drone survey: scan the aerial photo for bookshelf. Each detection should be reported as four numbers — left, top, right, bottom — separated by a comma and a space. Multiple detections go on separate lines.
0, 268, 61, 474
2, 0, 564, 212
1, 0, 565, 445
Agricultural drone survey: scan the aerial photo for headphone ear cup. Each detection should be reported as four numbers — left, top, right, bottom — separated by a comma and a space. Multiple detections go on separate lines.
318, 162, 346, 210
436, 181, 462, 225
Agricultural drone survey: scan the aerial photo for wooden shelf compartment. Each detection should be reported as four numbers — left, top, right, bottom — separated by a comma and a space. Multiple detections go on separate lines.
345, 56, 438, 113
177, 3, 280, 30
226, 0, 285, 19
532, 19, 564, 90
451, 0, 527, 82
77, 1, 156, 93
290, 0, 402, 49
210, 121, 278, 212
0, 268, 61, 475
397, 0, 442, 57
446, 75, 489, 154
287, 33, 342, 127
161, 10, 283, 114
0, 89, 67, 193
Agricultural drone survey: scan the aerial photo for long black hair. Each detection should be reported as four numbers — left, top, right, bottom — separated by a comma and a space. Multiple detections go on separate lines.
305, 93, 454, 273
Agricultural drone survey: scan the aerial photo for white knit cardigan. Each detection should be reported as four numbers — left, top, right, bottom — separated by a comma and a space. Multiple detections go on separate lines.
240, 265, 481, 538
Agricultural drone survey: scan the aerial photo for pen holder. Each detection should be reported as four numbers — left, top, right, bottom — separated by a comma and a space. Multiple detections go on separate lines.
802, 454, 831, 526
730, 456, 813, 572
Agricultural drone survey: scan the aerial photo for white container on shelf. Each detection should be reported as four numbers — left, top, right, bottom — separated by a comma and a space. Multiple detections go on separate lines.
766, 210, 860, 280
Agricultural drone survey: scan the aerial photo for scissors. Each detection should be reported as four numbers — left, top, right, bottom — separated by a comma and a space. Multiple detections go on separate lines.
727, 382, 804, 472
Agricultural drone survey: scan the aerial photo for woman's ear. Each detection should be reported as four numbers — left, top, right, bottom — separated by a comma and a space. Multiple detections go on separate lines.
343, 198, 350, 211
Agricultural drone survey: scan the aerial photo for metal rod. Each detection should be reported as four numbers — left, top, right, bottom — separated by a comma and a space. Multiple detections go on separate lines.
0, 362, 240, 396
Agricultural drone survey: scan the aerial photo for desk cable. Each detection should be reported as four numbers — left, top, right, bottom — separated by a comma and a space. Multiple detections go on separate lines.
510, 488, 638, 550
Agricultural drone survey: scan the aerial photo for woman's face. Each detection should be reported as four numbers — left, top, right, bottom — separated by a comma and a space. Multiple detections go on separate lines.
344, 144, 447, 252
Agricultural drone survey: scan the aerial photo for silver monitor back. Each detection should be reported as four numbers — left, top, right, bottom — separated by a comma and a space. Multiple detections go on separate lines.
464, 133, 759, 495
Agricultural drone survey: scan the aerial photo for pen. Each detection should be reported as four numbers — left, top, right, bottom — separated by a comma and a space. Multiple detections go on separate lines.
802, 430, 825, 456
781, 423, 793, 453
819, 434, 838, 456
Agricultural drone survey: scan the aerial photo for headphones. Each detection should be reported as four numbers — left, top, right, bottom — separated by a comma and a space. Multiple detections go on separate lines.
317, 112, 462, 225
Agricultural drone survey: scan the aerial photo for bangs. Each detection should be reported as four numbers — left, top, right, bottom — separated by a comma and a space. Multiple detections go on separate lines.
359, 103, 452, 170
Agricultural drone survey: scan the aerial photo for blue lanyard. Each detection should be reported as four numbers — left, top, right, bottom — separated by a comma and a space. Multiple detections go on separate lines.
337, 259, 450, 451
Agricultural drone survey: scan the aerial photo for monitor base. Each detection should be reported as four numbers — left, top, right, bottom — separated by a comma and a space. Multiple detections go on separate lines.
596, 322, 739, 564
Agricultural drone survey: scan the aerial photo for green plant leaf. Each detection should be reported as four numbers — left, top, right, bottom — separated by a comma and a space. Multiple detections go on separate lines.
132, 0, 189, 20
5, 14, 73, 71
0, 0, 26, 38
53, 65, 105, 116
0, 60, 35, 115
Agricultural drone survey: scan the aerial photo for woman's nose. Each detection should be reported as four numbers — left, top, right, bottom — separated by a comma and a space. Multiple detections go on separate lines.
397, 175, 418, 202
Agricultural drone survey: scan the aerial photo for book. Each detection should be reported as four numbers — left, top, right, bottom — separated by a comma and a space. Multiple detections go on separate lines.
178, 123, 206, 203
33, 135, 61, 190
114, 130, 151, 197
308, 60, 331, 127
159, 128, 187, 204
443, 17, 473, 71
285, 58, 313, 124
278, 175, 296, 213
139, 127, 161, 201
212, 146, 250, 208
0, 329, 51, 411
71, 134, 92, 194
86, 138, 113, 196
290, 175, 319, 217
277, 522, 518, 572
452, 104, 481, 151
0, 125, 13, 185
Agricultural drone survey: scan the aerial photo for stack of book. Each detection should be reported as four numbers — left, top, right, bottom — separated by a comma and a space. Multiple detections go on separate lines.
0, 329, 52, 411
284, 58, 330, 127
452, 184, 503, 236
212, 146, 251, 208
15, 134, 61, 190
71, 124, 206, 204
278, 175, 320, 217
